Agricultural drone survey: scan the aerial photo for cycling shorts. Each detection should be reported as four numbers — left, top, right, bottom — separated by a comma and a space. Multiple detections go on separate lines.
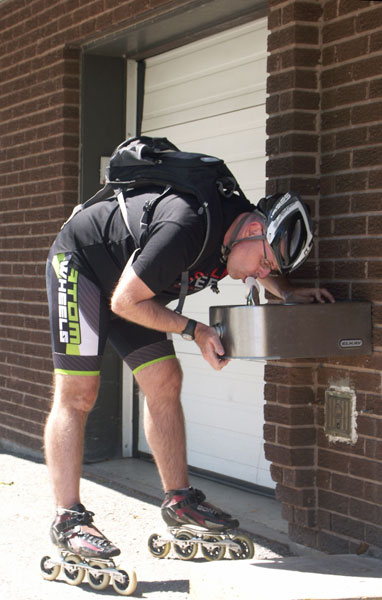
46, 249, 176, 376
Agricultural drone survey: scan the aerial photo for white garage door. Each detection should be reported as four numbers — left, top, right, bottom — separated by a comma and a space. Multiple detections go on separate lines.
138, 18, 274, 490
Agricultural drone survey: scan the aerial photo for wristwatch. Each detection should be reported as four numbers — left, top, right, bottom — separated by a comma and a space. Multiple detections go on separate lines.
181, 319, 197, 341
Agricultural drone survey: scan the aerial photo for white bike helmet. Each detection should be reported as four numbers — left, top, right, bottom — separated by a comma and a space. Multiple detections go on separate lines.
256, 192, 313, 273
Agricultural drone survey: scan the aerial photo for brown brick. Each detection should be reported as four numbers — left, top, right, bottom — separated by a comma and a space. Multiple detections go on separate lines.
294, 507, 317, 527
350, 497, 382, 526
280, 47, 321, 69
264, 404, 315, 426
332, 514, 365, 539
268, 24, 319, 52
352, 192, 382, 212
267, 69, 318, 94
321, 151, 351, 173
365, 524, 382, 549
270, 464, 284, 484
369, 124, 382, 143
331, 473, 365, 499
280, 89, 320, 111
335, 126, 368, 149
265, 443, 315, 467
264, 423, 276, 442
334, 260, 366, 279
317, 531, 354, 554
322, 16, 355, 44
282, 1, 322, 24
264, 364, 315, 386
351, 238, 382, 258
334, 216, 367, 236
276, 385, 315, 405
323, 35, 369, 66
352, 101, 382, 125
350, 456, 382, 483
318, 449, 350, 474
276, 484, 316, 507
280, 132, 319, 153
318, 489, 349, 515
289, 523, 318, 549
284, 467, 316, 488
321, 107, 351, 130
365, 439, 382, 461
369, 169, 382, 189
266, 155, 316, 177
320, 195, 351, 216
317, 508, 331, 529
318, 238, 349, 261
370, 30, 382, 55
277, 426, 316, 446
364, 482, 382, 505
323, 0, 337, 20
356, 5, 382, 33
281, 502, 295, 522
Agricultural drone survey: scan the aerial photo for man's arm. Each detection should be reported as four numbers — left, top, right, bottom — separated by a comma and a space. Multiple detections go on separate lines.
260, 274, 335, 304
111, 264, 229, 370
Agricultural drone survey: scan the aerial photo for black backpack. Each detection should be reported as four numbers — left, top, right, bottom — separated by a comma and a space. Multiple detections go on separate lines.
64, 136, 248, 312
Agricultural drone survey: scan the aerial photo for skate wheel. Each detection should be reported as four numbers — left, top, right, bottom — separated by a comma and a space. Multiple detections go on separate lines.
111, 568, 137, 596
229, 534, 255, 560
87, 560, 110, 590
40, 555, 60, 581
62, 554, 85, 585
201, 536, 225, 561
148, 533, 171, 558
173, 531, 198, 560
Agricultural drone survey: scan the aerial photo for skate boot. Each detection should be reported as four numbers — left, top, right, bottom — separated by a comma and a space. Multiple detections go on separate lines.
40, 503, 137, 595
148, 487, 254, 561
49, 503, 120, 558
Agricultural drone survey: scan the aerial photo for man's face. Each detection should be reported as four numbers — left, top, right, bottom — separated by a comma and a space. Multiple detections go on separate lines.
226, 221, 279, 282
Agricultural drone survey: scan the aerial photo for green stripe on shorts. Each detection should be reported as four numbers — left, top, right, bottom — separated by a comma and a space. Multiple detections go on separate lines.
54, 368, 100, 376
132, 354, 176, 375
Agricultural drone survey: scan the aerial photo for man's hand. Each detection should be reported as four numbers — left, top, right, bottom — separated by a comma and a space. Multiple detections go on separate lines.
260, 274, 335, 305
284, 286, 335, 304
194, 322, 230, 370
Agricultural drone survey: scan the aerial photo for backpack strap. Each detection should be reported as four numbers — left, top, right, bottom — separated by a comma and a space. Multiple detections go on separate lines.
174, 270, 189, 315
139, 185, 172, 246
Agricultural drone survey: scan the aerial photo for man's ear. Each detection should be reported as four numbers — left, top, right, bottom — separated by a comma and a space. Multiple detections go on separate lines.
245, 220, 263, 238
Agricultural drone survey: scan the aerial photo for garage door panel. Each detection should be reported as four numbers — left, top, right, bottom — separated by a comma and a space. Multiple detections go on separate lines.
146, 23, 266, 86
142, 106, 266, 151
187, 429, 267, 484
140, 18, 273, 489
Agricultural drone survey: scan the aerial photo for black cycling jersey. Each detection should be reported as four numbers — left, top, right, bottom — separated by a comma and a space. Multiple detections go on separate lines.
53, 185, 253, 302
47, 185, 254, 375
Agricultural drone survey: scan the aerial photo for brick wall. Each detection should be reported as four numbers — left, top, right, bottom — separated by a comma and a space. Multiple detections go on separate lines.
266, 0, 382, 554
0, 0, 185, 453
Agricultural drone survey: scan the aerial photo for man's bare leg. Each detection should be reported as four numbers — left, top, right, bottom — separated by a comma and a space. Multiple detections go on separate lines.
44, 373, 121, 558
134, 358, 189, 491
44, 373, 99, 508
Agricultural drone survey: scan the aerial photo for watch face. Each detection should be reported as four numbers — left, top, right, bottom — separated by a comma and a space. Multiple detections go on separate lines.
181, 319, 196, 340
181, 333, 193, 341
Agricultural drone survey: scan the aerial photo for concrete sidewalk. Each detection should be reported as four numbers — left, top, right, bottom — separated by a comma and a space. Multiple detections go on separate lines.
1, 449, 382, 599
86, 457, 382, 600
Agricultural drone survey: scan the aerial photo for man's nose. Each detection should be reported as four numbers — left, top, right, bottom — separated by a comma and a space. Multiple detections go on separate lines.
257, 264, 271, 279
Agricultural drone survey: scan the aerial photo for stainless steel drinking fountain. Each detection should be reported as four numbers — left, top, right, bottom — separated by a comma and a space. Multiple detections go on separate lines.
209, 302, 372, 360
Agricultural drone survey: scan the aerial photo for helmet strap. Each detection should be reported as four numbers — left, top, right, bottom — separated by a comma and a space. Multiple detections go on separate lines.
221, 213, 265, 262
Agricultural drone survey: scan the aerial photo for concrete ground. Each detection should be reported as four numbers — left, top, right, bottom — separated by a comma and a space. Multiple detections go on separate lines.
1, 449, 382, 599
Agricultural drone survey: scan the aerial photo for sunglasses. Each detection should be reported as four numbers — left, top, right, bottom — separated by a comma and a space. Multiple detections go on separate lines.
260, 232, 280, 273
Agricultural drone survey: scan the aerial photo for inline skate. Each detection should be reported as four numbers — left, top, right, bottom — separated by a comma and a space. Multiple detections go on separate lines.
148, 487, 254, 561
40, 503, 137, 595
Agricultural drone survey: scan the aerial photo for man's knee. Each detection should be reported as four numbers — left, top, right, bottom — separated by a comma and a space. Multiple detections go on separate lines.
135, 358, 183, 402
52, 373, 100, 413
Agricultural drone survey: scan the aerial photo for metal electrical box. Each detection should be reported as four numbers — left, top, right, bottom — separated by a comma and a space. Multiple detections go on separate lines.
209, 302, 372, 360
